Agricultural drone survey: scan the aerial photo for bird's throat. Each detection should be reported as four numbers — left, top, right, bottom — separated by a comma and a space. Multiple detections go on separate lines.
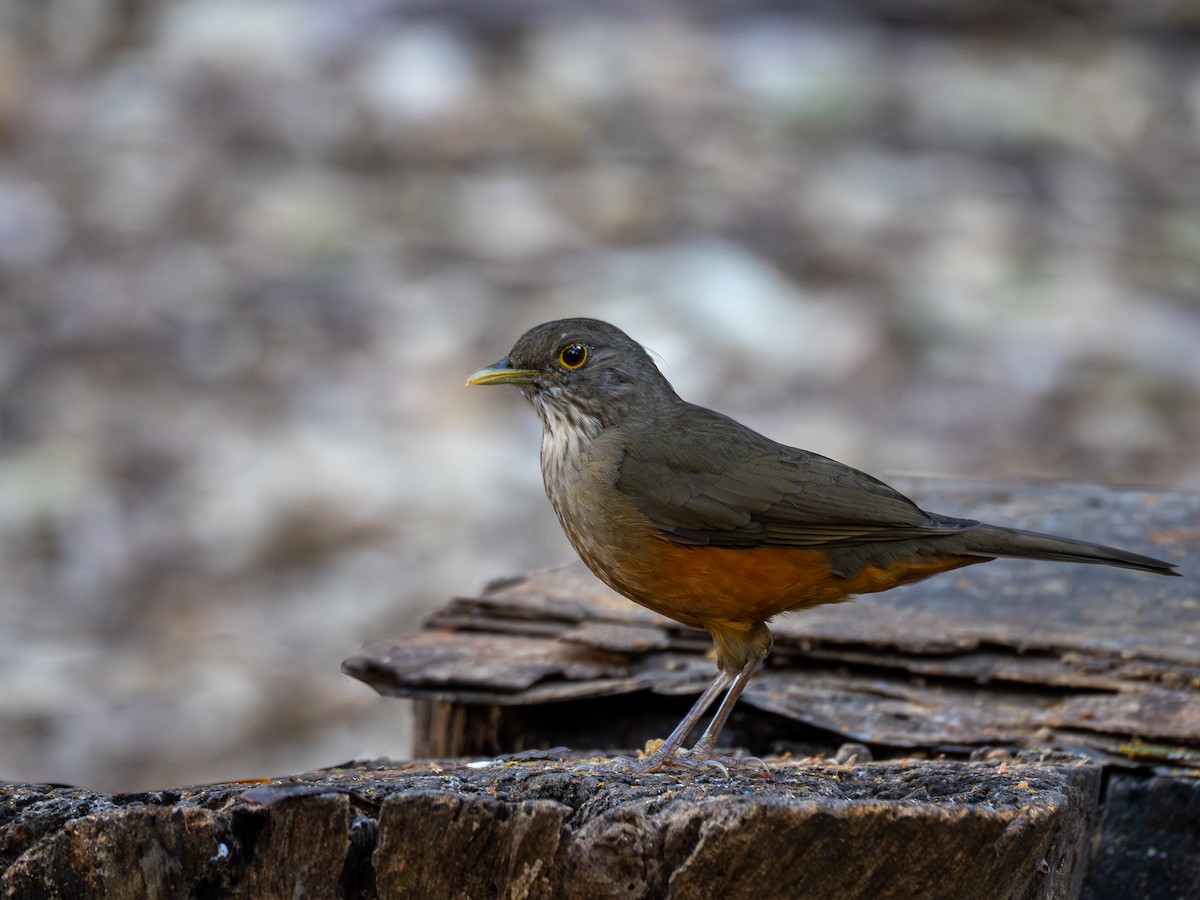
536, 395, 603, 455
533, 395, 604, 499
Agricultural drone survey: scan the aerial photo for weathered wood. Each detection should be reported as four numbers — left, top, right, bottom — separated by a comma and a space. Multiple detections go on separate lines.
0, 787, 355, 900
1083, 773, 1200, 899
1, 757, 1099, 900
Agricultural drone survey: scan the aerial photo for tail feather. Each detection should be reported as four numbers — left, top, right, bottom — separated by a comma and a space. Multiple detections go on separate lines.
961, 524, 1179, 576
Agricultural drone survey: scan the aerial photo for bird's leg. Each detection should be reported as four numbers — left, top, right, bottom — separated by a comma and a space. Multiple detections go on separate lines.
630, 648, 769, 774
573, 630, 770, 775
571, 668, 733, 774
686, 649, 764, 757
644, 667, 735, 761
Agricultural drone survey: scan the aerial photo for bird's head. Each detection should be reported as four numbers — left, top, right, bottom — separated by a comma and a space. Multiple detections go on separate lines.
467, 318, 676, 429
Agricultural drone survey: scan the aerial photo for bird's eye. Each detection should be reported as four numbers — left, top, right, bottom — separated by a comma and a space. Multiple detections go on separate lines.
558, 343, 588, 370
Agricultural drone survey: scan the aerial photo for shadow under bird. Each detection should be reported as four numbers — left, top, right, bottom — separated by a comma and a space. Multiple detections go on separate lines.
468, 317, 1180, 772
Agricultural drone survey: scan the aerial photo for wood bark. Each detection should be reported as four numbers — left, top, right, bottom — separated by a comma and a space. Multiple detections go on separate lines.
2, 757, 1097, 899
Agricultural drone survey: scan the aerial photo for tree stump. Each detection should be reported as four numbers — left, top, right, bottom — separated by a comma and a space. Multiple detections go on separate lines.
2, 756, 1098, 899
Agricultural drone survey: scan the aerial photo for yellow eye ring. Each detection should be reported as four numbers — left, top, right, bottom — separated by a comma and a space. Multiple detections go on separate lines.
558, 343, 588, 370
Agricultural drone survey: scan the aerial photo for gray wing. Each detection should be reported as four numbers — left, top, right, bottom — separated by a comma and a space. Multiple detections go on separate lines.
615, 404, 979, 549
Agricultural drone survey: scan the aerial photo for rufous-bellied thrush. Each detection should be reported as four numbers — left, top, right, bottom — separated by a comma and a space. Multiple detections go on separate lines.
468, 318, 1179, 772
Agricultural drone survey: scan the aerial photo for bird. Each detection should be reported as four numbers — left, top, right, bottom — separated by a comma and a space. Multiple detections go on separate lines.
467, 317, 1179, 772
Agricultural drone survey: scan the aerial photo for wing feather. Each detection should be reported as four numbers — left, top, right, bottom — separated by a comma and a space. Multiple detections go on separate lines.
615, 403, 978, 549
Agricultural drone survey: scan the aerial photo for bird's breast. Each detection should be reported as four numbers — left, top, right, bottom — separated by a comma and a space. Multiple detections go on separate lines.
535, 404, 642, 582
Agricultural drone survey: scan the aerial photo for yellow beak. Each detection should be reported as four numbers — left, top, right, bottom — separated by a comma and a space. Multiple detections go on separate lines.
466, 360, 540, 386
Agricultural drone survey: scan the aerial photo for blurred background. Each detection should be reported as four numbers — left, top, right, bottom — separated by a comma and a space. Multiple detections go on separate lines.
1, 0, 1198, 792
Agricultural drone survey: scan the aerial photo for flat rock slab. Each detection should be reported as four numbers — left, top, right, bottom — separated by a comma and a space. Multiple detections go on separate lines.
1, 756, 1097, 900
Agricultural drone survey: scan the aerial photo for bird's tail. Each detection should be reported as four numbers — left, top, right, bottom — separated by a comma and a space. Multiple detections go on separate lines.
960, 524, 1179, 576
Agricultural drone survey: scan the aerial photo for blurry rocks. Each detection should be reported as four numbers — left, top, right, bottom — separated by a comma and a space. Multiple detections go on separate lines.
0, 2, 1198, 792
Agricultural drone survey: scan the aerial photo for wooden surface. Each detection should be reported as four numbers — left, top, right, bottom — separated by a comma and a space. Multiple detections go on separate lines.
345, 478, 1199, 767
1085, 772, 1200, 899
1, 757, 1097, 900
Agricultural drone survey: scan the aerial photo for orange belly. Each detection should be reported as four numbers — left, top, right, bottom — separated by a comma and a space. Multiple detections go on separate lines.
601, 539, 982, 630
